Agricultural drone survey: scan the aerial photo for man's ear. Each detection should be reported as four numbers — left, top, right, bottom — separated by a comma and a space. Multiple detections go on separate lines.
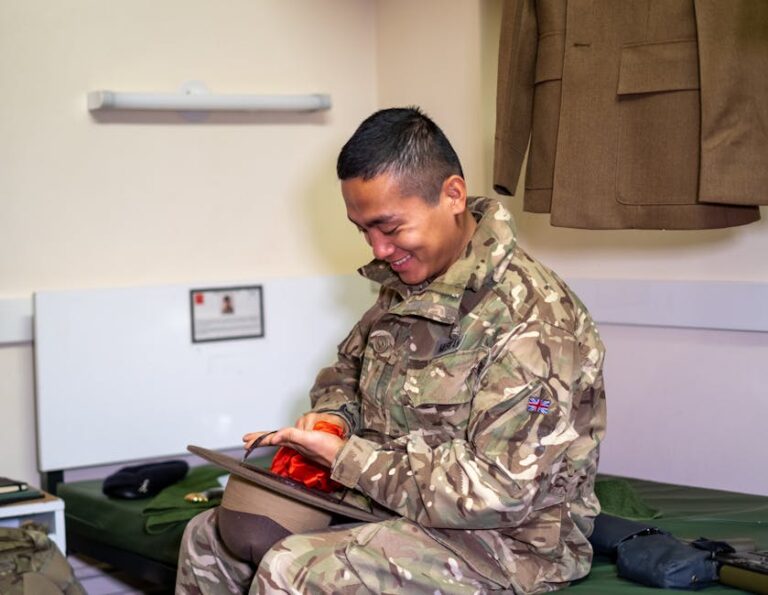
442, 175, 467, 214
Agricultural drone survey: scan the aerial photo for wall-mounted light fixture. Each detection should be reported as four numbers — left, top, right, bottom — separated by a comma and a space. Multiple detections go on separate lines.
87, 81, 331, 113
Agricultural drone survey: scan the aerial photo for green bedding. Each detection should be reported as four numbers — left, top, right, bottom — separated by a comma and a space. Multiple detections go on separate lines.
61, 476, 188, 566
572, 476, 768, 593
60, 471, 768, 589
60, 468, 217, 564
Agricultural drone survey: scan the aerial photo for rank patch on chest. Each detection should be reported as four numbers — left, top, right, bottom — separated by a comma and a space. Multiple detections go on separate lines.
435, 334, 461, 357
527, 396, 551, 414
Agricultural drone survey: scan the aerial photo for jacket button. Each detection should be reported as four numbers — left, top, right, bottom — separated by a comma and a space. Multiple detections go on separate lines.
370, 330, 394, 356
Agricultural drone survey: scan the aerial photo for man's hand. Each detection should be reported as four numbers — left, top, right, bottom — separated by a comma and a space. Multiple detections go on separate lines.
242, 427, 346, 468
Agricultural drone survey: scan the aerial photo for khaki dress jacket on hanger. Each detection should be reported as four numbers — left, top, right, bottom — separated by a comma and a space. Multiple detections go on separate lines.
494, 0, 767, 230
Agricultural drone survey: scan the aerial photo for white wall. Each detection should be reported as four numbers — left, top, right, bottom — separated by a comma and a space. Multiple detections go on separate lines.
597, 324, 768, 496
1, 0, 766, 495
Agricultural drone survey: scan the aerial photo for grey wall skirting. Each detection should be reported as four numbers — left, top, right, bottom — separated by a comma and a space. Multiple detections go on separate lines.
567, 278, 768, 333
2, 277, 767, 346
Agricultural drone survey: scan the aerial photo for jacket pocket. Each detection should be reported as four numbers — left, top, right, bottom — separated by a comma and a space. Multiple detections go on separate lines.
472, 379, 551, 459
617, 39, 699, 95
402, 350, 482, 442
615, 39, 700, 206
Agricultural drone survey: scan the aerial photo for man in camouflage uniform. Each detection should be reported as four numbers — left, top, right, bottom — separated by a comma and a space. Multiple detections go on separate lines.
177, 107, 606, 594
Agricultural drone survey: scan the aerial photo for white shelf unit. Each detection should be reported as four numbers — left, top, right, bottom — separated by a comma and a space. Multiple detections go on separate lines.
0, 493, 66, 554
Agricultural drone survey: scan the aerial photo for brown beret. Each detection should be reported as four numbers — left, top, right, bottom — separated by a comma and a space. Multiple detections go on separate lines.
188, 445, 394, 524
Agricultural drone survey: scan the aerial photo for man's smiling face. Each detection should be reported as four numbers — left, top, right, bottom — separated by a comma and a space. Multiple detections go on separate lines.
342, 172, 469, 286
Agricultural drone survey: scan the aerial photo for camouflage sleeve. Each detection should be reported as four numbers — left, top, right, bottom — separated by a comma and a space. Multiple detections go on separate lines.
307, 291, 390, 436
308, 340, 363, 434
331, 320, 605, 529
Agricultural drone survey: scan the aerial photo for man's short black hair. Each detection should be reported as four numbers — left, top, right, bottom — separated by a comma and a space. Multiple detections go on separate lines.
337, 107, 464, 204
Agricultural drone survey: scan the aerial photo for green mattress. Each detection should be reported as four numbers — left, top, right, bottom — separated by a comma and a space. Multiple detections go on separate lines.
60, 472, 767, 590
573, 477, 768, 593
61, 478, 205, 564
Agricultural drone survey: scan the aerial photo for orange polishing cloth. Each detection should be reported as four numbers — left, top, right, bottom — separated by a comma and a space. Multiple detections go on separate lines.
269, 421, 344, 492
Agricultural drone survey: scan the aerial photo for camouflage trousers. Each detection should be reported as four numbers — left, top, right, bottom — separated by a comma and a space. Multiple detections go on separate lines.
175, 508, 512, 594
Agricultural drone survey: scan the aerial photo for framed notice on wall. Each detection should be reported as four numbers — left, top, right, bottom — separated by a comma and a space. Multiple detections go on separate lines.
190, 285, 264, 343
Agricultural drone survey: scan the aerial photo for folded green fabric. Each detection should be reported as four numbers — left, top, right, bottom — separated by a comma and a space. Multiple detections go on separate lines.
596, 478, 662, 520
143, 465, 227, 534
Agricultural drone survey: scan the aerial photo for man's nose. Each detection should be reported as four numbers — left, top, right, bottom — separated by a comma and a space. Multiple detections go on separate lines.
370, 233, 395, 260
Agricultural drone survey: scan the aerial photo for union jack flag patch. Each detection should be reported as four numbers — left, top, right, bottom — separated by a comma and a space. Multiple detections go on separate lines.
527, 396, 551, 414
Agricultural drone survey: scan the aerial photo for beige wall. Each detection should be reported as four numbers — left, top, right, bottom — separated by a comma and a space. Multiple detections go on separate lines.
376, 2, 768, 494
376, 0, 768, 282
0, 0, 378, 484
1, 0, 377, 291
376, 0, 493, 192
1, 0, 766, 491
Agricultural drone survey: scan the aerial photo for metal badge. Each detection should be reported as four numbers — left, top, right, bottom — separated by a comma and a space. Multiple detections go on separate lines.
369, 330, 394, 357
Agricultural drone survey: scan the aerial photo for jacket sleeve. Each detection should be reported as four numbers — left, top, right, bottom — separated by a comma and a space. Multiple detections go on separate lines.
307, 290, 390, 435
330, 319, 605, 530
493, 0, 538, 196
694, 0, 768, 205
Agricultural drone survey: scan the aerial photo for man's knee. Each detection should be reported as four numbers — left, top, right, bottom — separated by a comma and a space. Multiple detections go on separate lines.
176, 508, 220, 593
255, 530, 356, 592
254, 534, 304, 591
180, 508, 218, 556
177, 508, 258, 595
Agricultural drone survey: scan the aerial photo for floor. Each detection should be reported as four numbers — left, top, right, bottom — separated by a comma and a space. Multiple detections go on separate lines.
69, 555, 171, 595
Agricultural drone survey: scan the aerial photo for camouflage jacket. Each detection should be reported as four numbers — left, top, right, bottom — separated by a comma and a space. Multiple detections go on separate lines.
311, 197, 607, 592
0, 523, 85, 595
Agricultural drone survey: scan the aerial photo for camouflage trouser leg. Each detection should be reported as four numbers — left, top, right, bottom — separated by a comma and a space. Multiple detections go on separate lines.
176, 509, 255, 595
252, 518, 506, 594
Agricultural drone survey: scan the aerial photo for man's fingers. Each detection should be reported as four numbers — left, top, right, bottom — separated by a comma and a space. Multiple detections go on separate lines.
272, 427, 301, 445
242, 430, 278, 449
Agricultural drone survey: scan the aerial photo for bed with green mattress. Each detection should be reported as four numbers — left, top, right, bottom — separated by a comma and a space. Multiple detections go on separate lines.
57, 469, 767, 592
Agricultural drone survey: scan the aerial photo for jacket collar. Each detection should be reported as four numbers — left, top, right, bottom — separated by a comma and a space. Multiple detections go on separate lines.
359, 197, 518, 324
